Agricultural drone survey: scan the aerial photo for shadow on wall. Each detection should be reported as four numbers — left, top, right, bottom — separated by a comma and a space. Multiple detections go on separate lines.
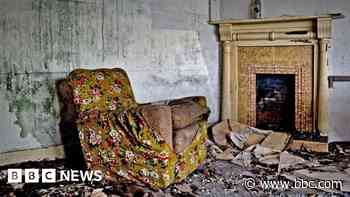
56, 79, 86, 170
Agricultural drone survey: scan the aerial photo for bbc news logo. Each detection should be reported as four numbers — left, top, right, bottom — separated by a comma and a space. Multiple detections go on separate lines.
7, 169, 103, 183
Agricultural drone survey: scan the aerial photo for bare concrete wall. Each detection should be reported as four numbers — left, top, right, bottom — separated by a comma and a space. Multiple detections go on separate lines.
221, 0, 350, 142
0, 0, 221, 153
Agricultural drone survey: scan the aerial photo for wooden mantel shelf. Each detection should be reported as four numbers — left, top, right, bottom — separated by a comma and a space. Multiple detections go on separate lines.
209, 15, 332, 25
209, 15, 332, 41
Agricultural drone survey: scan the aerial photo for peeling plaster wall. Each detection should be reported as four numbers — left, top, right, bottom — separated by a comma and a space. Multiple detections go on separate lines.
0, 0, 221, 153
221, 0, 350, 142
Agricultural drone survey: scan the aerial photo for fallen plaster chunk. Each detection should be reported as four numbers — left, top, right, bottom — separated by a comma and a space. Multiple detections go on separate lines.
260, 132, 291, 152
228, 132, 246, 149
245, 133, 267, 147
212, 120, 270, 149
231, 151, 253, 167
244, 144, 257, 152
228, 132, 267, 150
212, 120, 243, 147
214, 148, 238, 161
278, 151, 309, 173
287, 140, 328, 153
258, 153, 280, 166
249, 127, 273, 135
211, 119, 232, 147
227, 128, 268, 150
253, 144, 279, 158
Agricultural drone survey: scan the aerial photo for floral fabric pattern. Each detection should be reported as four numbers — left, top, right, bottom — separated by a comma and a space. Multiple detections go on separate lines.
175, 120, 208, 182
67, 68, 208, 189
69, 68, 137, 116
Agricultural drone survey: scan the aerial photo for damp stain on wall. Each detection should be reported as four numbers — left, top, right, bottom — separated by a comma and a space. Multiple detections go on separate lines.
0, 0, 220, 153
0, 71, 63, 147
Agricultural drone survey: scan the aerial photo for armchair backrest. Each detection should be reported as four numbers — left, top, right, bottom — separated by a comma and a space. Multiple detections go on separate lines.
67, 68, 137, 115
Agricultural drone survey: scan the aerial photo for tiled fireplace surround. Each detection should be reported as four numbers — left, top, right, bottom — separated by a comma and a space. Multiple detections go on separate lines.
211, 16, 333, 137
240, 46, 313, 132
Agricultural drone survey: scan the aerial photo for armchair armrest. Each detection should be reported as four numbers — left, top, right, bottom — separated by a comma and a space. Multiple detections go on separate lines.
139, 96, 208, 108
168, 96, 208, 108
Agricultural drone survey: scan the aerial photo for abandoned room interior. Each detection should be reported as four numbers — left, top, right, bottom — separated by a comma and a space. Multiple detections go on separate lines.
1, 0, 350, 196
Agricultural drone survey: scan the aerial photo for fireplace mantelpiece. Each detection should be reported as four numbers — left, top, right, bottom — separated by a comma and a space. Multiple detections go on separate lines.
211, 16, 333, 136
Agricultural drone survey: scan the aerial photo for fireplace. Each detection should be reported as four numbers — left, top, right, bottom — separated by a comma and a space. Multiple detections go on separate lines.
256, 74, 295, 131
211, 16, 333, 138
239, 45, 315, 133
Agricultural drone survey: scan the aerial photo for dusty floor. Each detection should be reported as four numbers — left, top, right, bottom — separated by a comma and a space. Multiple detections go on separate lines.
1, 142, 350, 197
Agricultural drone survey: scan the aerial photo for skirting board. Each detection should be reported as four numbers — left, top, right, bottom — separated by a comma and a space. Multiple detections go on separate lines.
0, 145, 65, 167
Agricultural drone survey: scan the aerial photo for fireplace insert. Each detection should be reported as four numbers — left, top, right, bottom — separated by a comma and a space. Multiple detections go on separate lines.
256, 74, 295, 131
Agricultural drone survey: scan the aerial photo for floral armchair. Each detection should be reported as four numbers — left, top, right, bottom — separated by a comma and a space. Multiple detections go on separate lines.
59, 68, 210, 189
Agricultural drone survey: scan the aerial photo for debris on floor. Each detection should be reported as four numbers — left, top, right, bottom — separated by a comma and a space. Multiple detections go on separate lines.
277, 151, 310, 173
208, 119, 350, 195
287, 139, 329, 153
260, 132, 291, 152
213, 147, 237, 161
1, 120, 350, 196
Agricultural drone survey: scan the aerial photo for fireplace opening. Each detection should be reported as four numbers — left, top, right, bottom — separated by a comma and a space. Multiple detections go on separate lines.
256, 74, 295, 131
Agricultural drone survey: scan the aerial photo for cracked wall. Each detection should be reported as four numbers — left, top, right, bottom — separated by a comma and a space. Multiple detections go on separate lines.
0, 0, 221, 153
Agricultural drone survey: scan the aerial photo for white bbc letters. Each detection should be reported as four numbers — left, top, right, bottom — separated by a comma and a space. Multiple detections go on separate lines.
24, 169, 39, 183
7, 169, 22, 183
42, 169, 56, 183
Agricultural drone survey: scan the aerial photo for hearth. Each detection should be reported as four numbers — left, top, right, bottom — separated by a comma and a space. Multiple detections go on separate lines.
256, 74, 295, 131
